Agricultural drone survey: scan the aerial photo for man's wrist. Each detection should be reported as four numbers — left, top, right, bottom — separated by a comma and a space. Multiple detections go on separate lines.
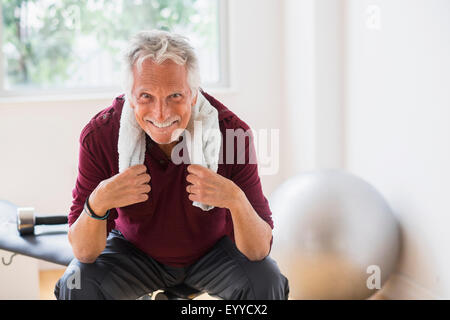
88, 193, 108, 217
227, 185, 246, 212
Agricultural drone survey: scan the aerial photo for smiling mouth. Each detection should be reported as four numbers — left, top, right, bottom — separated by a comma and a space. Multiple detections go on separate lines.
147, 120, 179, 130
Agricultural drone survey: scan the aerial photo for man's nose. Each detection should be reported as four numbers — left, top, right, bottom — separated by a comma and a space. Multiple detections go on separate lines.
154, 99, 169, 121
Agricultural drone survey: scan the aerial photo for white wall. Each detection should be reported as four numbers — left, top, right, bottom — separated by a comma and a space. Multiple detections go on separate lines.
283, 0, 450, 299
345, 0, 450, 299
0, 0, 285, 269
0, 250, 39, 299
282, 0, 346, 176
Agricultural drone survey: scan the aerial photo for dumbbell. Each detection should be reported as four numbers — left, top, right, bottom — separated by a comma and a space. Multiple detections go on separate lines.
17, 207, 68, 236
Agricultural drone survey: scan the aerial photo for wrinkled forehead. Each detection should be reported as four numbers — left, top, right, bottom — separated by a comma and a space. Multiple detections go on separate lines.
132, 58, 189, 92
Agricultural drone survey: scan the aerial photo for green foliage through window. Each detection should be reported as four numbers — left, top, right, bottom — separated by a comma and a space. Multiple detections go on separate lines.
1, 0, 220, 90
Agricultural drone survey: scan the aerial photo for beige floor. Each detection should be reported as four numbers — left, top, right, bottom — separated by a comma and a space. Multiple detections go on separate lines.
39, 269, 65, 300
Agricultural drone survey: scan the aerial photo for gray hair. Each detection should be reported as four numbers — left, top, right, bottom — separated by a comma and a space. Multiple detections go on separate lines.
122, 30, 201, 100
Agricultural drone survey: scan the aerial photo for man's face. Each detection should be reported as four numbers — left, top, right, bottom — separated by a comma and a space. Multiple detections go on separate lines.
130, 58, 196, 145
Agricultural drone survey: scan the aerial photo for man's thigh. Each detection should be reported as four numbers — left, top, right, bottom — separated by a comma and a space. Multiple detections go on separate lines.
184, 236, 289, 300
55, 229, 175, 300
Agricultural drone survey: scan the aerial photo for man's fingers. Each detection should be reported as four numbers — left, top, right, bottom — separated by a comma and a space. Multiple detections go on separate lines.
139, 184, 151, 193
186, 184, 200, 195
186, 173, 199, 185
130, 164, 148, 175
188, 193, 200, 202
131, 185, 151, 205
187, 164, 208, 177
127, 165, 150, 186
138, 193, 149, 202
137, 173, 151, 185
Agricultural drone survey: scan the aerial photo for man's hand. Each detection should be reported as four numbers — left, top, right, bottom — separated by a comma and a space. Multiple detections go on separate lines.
187, 164, 272, 261
186, 164, 242, 210
89, 164, 151, 215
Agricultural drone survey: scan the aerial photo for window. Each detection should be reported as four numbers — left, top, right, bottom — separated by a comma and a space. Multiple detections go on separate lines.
0, 0, 227, 96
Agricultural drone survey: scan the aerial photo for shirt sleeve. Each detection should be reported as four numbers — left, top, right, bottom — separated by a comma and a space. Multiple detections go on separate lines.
68, 124, 118, 234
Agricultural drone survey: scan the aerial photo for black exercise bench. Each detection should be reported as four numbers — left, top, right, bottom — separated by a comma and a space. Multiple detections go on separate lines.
0, 199, 203, 300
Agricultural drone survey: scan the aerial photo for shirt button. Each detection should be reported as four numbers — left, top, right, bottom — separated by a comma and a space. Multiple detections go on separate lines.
159, 159, 166, 165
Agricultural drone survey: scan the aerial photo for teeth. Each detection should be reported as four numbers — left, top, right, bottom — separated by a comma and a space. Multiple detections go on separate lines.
150, 120, 177, 128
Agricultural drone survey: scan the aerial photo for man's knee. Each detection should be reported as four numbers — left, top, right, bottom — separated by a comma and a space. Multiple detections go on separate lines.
55, 259, 108, 300
247, 257, 290, 300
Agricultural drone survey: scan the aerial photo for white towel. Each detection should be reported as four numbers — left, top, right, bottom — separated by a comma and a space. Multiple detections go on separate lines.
118, 91, 221, 211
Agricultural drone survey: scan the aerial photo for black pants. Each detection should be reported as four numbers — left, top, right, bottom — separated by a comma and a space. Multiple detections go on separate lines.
55, 230, 289, 300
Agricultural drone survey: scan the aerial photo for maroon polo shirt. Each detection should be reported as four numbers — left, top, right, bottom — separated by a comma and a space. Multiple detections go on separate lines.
68, 90, 273, 267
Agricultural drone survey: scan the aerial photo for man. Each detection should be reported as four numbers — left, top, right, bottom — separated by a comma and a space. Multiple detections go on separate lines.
55, 30, 289, 300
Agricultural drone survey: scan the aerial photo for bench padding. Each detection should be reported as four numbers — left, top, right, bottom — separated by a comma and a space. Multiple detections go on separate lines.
0, 200, 73, 266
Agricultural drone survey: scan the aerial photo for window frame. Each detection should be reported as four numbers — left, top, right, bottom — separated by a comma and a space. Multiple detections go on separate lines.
0, 0, 230, 101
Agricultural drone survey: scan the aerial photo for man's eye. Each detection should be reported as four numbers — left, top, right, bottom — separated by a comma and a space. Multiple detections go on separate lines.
141, 93, 151, 99
171, 93, 182, 99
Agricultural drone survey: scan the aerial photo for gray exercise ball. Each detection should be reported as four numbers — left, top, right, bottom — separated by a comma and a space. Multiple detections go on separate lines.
270, 169, 400, 300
